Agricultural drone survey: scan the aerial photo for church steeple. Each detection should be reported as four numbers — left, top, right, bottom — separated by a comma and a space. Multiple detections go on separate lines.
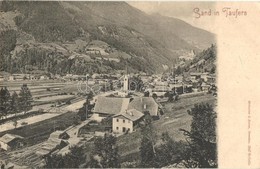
122, 64, 129, 93
123, 74, 129, 92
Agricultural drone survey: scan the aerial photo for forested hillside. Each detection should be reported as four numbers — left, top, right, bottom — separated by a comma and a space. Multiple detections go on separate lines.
0, 1, 215, 75
175, 45, 216, 74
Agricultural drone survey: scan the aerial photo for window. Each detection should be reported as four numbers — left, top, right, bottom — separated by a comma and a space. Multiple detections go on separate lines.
116, 127, 119, 130
123, 120, 125, 123
123, 127, 126, 132
116, 119, 119, 122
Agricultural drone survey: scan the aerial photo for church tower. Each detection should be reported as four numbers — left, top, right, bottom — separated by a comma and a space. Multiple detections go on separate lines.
123, 74, 129, 92
121, 66, 129, 96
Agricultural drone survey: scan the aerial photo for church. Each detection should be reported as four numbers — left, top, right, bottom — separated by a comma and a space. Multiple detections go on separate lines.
91, 73, 161, 133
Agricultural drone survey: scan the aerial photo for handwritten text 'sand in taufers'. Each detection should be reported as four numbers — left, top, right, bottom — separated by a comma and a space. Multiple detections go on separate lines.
194, 7, 247, 18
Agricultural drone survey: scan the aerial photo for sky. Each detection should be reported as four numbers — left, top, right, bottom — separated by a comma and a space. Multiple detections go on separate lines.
128, 2, 217, 33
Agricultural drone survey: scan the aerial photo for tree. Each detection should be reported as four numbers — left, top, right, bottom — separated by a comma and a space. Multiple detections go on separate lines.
142, 111, 153, 126
1, 1, 15, 12
210, 66, 216, 74
140, 135, 156, 167
44, 146, 86, 168
155, 132, 186, 167
144, 91, 150, 97
78, 96, 93, 121
152, 93, 157, 99
139, 122, 158, 167
10, 91, 19, 116
180, 103, 217, 168
165, 91, 174, 102
18, 84, 33, 114
89, 134, 120, 168
0, 87, 11, 119
108, 79, 114, 91
87, 91, 94, 100
165, 91, 178, 102
63, 146, 86, 168
44, 154, 65, 168
175, 66, 182, 75
0, 161, 5, 169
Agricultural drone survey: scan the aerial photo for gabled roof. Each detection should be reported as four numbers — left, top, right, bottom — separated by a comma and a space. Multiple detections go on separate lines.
49, 131, 68, 139
93, 96, 130, 115
0, 134, 24, 144
93, 96, 159, 116
114, 109, 144, 121
128, 97, 159, 116
37, 138, 68, 156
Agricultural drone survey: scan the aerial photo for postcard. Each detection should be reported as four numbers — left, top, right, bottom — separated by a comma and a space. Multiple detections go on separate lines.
0, 1, 259, 168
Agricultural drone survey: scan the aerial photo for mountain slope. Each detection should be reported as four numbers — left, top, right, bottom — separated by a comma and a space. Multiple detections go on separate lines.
67, 1, 196, 50
178, 45, 217, 74
0, 1, 216, 74
151, 14, 216, 50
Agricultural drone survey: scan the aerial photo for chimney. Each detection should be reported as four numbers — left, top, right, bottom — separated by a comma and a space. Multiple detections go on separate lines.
144, 104, 147, 110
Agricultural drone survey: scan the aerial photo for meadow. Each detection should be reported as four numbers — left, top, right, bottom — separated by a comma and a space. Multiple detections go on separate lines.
117, 93, 217, 163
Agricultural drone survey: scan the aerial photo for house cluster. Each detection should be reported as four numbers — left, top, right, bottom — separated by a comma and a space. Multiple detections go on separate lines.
62, 74, 88, 81
187, 72, 216, 92
144, 71, 216, 98
0, 72, 50, 81
86, 71, 216, 135
0, 130, 71, 157
189, 72, 215, 83
85, 74, 161, 134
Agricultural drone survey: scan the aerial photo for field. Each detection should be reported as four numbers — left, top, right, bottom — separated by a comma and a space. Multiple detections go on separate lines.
0, 113, 59, 132
117, 93, 217, 163
0, 80, 78, 95
0, 80, 84, 123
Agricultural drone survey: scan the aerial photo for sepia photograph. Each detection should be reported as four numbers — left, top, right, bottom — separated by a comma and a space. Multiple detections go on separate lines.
0, 1, 218, 168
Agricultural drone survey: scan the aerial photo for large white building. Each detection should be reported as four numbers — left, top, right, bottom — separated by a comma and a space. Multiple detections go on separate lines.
112, 109, 144, 133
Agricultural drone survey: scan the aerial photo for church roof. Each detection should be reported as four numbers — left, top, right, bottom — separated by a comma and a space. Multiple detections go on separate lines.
93, 96, 159, 116
93, 96, 130, 115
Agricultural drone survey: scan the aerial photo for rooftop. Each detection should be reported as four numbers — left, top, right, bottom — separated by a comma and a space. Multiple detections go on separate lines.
114, 109, 144, 121
128, 97, 159, 116
0, 134, 24, 144
93, 96, 159, 116
93, 96, 130, 115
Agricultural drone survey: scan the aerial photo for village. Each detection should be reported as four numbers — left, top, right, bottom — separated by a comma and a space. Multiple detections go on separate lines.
0, 69, 217, 168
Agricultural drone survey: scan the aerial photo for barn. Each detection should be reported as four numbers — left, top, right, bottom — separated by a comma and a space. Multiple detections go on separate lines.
0, 134, 25, 151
